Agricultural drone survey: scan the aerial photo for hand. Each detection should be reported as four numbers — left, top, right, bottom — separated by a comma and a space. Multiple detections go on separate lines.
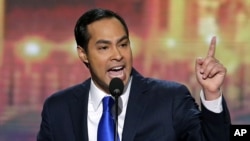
195, 36, 227, 100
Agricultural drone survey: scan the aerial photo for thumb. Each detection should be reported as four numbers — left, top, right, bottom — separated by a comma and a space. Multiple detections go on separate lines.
195, 57, 203, 71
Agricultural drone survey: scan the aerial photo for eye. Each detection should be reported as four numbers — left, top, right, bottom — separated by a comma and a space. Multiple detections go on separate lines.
98, 46, 108, 50
120, 42, 128, 48
121, 43, 127, 47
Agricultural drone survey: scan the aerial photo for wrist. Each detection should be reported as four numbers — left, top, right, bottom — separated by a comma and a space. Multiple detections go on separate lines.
203, 88, 221, 101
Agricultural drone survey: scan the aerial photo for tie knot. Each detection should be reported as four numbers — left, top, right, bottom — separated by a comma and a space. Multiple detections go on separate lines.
102, 96, 114, 112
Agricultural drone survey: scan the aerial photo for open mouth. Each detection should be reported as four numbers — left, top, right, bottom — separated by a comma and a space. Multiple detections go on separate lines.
108, 66, 125, 78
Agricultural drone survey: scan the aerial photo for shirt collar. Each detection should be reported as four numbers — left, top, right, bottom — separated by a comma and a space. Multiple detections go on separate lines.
89, 77, 132, 111
89, 80, 107, 111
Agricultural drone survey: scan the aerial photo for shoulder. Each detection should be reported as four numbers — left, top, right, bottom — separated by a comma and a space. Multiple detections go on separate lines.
132, 69, 190, 95
132, 68, 188, 90
48, 84, 83, 100
144, 77, 189, 93
43, 79, 90, 106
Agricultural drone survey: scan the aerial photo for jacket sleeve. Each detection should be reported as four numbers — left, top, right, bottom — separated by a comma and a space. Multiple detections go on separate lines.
200, 97, 231, 141
172, 84, 231, 141
37, 99, 54, 141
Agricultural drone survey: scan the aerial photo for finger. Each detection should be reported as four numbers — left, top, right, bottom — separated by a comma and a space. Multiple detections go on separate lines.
200, 59, 217, 78
196, 57, 204, 65
206, 63, 220, 78
208, 66, 223, 78
195, 57, 204, 73
201, 62, 213, 79
202, 61, 225, 79
198, 57, 218, 75
201, 57, 219, 68
207, 36, 216, 57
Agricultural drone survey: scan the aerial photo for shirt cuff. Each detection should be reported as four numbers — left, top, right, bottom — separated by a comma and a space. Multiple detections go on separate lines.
200, 90, 223, 113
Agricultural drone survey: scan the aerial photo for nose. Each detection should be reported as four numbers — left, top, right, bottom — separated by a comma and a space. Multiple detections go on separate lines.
111, 47, 123, 61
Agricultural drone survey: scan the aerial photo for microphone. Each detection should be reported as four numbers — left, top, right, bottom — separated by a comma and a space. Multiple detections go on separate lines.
109, 77, 124, 97
109, 77, 124, 141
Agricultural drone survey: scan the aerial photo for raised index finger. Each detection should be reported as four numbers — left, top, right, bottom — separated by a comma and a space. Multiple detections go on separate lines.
207, 36, 216, 57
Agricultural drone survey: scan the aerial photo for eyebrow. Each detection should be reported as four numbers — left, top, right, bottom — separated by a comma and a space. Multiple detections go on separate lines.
117, 35, 129, 44
95, 35, 129, 45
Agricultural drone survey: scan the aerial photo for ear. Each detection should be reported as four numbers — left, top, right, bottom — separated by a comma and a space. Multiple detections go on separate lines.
77, 46, 89, 64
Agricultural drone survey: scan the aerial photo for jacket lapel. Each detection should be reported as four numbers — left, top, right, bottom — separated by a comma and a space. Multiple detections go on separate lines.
67, 70, 150, 141
68, 79, 91, 141
122, 69, 151, 141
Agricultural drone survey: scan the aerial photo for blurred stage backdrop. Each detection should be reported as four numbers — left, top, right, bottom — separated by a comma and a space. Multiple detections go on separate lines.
0, 0, 250, 140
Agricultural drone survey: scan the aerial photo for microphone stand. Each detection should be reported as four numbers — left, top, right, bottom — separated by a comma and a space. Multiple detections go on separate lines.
114, 95, 119, 141
109, 77, 123, 141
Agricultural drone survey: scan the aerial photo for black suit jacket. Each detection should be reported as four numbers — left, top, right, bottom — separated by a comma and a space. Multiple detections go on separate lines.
37, 69, 231, 141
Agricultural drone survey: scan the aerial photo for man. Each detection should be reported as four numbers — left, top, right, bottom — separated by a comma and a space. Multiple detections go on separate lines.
37, 8, 230, 141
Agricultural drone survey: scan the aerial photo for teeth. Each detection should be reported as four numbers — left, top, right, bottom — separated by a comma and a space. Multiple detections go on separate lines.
108, 66, 124, 78
111, 66, 123, 71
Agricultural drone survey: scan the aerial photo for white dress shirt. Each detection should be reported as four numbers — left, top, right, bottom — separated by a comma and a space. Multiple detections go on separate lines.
87, 77, 222, 141
87, 77, 132, 141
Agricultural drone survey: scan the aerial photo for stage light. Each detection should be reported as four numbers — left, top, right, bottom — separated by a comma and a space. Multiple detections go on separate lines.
24, 42, 41, 57
14, 36, 52, 63
165, 38, 176, 48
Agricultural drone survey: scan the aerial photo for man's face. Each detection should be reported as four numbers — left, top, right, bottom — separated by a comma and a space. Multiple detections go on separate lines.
77, 18, 133, 93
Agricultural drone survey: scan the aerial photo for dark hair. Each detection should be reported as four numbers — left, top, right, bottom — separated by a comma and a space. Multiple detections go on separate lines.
74, 8, 129, 52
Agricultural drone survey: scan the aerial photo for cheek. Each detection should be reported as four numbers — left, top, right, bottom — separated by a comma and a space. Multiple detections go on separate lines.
125, 50, 133, 62
90, 58, 104, 67
89, 55, 108, 71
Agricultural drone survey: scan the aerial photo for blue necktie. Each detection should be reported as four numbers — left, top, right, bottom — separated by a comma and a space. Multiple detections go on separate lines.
98, 96, 118, 141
